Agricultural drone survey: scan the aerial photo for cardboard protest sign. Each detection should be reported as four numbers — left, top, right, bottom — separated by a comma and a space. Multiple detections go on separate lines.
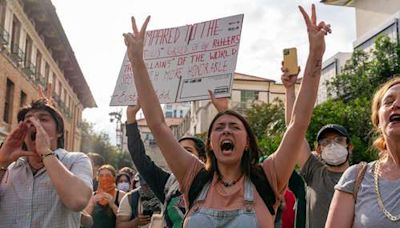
110, 14, 243, 106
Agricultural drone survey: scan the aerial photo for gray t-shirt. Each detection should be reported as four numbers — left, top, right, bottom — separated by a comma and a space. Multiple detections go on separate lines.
335, 161, 400, 228
301, 155, 343, 228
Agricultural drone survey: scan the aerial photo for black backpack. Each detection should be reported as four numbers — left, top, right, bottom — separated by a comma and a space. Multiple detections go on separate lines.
188, 165, 276, 215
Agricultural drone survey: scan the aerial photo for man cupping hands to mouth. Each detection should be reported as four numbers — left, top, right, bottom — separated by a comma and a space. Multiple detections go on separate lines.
0, 98, 93, 228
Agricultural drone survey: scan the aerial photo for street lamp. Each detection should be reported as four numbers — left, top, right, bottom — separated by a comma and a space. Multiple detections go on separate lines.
109, 110, 123, 149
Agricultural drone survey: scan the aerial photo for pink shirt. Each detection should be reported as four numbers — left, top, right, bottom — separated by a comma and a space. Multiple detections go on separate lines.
180, 156, 284, 228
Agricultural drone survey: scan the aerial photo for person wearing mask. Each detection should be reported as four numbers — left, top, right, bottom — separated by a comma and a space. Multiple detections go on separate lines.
88, 152, 106, 190
117, 172, 132, 192
119, 103, 206, 227
326, 77, 400, 228
0, 99, 93, 227
122, 4, 330, 227
85, 164, 126, 228
117, 174, 162, 228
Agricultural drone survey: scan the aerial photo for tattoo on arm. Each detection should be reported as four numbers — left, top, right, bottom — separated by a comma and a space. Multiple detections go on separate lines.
312, 59, 322, 78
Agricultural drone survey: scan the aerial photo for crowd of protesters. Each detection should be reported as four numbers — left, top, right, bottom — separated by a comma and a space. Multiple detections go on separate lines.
1, 3, 400, 228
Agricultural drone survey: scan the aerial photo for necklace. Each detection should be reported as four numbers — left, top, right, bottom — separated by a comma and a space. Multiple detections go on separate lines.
373, 160, 400, 222
217, 173, 242, 187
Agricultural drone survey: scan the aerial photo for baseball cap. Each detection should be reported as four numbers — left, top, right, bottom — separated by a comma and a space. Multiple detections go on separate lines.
316, 124, 349, 142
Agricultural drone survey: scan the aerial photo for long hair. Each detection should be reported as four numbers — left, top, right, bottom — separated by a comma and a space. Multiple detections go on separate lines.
205, 110, 261, 177
371, 77, 400, 155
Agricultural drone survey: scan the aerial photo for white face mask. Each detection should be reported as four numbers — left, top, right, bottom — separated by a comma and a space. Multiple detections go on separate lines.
117, 182, 130, 192
321, 142, 348, 166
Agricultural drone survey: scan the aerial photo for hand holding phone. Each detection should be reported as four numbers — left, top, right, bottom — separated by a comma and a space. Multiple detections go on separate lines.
143, 209, 153, 217
283, 48, 299, 75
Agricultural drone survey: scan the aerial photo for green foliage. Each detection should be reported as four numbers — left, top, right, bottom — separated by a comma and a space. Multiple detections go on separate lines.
316, 35, 400, 163
328, 35, 400, 102
80, 119, 132, 169
308, 97, 377, 163
246, 100, 285, 156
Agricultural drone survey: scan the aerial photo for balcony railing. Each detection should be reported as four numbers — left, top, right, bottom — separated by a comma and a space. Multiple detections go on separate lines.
23, 61, 36, 79
0, 25, 9, 45
10, 43, 24, 63
0, 26, 10, 45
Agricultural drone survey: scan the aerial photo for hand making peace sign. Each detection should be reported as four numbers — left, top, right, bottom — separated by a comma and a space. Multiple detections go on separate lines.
299, 4, 331, 58
123, 16, 151, 64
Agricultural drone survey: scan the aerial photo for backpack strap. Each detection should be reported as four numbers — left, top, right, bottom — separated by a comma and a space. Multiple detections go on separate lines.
128, 189, 140, 220
249, 165, 276, 215
188, 166, 276, 215
352, 161, 368, 202
188, 168, 213, 210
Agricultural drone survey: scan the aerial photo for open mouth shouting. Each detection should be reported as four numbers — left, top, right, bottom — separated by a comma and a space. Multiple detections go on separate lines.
389, 113, 400, 125
30, 128, 37, 142
220, 140, 234, 155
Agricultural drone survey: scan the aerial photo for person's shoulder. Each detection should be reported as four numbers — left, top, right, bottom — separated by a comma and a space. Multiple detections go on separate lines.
56, 149, 91, 167
62, 150, 90, 160
302, 154, 323, 170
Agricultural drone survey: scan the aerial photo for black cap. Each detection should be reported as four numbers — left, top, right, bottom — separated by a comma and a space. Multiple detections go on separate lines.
316, 124, 349, 142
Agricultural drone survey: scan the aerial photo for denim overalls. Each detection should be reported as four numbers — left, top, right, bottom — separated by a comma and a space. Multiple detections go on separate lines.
185, 177, 259, 228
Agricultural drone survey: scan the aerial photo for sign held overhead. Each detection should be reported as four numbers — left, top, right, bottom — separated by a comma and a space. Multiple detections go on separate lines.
110, 14, 243, 106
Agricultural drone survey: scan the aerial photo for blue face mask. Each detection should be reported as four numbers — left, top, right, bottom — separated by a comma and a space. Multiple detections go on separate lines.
117, 182, 130, 192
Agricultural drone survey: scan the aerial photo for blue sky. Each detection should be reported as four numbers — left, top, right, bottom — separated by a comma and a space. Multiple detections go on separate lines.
51, 0, 356, 144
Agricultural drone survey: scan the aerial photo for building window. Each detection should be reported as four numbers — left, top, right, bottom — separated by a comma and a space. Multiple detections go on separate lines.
180, 110, 183, 117
20, 90, 27, 107
173, 110, 177, 117
0, 1, 8, 45
10, 16, 23, 62
166, 104, 172, 110
3, 79, 15, 123
23, 35, 34, 76
35, 51, 42, 79
58, 81, 61, 96
240, 90, 259, 102
165, 111, 173, 118
52, 73, 56, 92
24, 36, 32, 66
44, 62, 50, 85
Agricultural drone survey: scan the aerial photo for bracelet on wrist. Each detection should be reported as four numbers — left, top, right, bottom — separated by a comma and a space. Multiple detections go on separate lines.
0, 166, 7, 172
41, 149, 56, 160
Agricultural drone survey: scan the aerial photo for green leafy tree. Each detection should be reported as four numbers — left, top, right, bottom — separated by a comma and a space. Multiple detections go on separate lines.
246, 100, 285, 156
315, 35, 400, 163
80, 119, 132, 169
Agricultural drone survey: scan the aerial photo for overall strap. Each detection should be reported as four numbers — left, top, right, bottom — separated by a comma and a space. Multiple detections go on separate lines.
244, 177, 254, 203
188, 168, 213, 210
249, 165, 276, 215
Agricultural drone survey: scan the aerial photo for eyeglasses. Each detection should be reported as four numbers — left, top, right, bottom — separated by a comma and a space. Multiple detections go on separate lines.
319, 136, 347, 147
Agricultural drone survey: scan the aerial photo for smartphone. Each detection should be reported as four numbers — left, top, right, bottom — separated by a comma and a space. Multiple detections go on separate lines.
143, 209, 153, 216
283, 48, 299, 75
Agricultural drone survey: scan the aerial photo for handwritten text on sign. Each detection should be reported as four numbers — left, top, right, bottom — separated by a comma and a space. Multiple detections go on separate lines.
110, 14, 243, 106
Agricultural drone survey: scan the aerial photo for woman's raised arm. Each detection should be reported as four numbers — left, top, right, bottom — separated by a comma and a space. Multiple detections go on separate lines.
271, 4, 331, 191
123, 16, 194, 182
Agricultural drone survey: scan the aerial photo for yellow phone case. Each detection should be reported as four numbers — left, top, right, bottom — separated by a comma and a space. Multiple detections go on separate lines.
283, 48, 298, 75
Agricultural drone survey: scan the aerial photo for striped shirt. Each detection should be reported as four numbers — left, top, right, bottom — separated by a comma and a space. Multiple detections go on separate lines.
0, 148, 93, 228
